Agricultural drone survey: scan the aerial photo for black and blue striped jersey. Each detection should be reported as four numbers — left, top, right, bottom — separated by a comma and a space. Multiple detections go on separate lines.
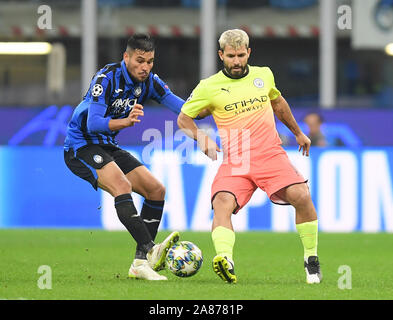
64, 60, 184, 152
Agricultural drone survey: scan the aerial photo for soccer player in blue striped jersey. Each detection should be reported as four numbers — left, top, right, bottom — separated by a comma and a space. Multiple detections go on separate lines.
64, 34, 199, 280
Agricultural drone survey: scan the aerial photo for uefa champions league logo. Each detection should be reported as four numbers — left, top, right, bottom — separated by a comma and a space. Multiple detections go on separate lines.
92, 84, 104, 97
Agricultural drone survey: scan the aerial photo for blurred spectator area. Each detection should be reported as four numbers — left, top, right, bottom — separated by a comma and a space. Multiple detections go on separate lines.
0, 0, 392, 108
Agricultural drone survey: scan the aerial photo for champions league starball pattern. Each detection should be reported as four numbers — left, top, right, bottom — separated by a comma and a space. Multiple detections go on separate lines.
165, 241, 203, 277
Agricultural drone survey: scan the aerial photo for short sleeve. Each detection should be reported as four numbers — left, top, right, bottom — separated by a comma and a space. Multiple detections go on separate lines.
266, 67, 281, 101
85, 73, 112, 106
181, 81, 211, 118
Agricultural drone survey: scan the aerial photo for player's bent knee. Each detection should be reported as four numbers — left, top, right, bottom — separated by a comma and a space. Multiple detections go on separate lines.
212, 192, 237, 212
118, 178, 132, 193
156, 183, 166, 199
107, 178, 132, 197
289, 185, 311, 208
142, 181, 165, 200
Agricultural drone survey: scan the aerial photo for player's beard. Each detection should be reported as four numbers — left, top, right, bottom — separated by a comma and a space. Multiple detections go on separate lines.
138, 73, 149, 82
224, 62, 248, 79
129, 71, 149, 83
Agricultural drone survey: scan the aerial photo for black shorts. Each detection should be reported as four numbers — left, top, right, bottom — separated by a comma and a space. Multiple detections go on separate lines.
64, 144, 143, 190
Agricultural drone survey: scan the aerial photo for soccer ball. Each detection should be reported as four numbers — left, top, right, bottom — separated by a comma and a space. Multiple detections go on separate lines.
165, 241, 203, 277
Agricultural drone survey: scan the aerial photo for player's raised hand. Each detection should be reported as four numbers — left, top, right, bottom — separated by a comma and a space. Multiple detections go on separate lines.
197, 133, 221, 161
296, 132, 311, 156
127, 104, 144, 127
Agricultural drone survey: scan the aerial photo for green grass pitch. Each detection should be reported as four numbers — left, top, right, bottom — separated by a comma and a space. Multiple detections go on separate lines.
0, 229, 392, 300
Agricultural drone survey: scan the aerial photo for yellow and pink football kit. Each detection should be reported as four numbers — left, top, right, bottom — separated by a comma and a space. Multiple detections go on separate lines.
181, 66, 306, 213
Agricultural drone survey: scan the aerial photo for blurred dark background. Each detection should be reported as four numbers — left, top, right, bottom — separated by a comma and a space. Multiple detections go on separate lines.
1, 0, 392, 109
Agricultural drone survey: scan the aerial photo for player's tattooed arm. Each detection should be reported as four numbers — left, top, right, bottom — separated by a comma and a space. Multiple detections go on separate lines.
271, 96, 301, 135
271, 95, 311, 156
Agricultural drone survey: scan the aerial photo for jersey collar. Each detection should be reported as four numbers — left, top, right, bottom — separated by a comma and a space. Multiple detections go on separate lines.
121, 60, 135, 85
222, 65, 249, 79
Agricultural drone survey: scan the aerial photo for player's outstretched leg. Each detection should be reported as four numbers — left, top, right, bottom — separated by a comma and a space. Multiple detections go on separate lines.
147, 231, 180, 271
280, 183, 321, 284
211, 192, 238, 283
135, 199, 165, 260
212, 255, 237, 284
211, 225, 237, 284
128, 259, 167, 280
296, 220, 322, 284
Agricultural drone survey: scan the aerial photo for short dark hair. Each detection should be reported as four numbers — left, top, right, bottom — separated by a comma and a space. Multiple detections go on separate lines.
126, 33, 155, 52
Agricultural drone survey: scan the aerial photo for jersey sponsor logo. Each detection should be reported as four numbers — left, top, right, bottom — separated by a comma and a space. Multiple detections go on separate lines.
93, 154, 103, 164
110, 98, 136, 116
234, 104, 265, 116
92, 84, 104, 97
253, 78, 264, 88
224, 95, 268, 112
111, 98, 136, 109
133, 86, 142, 97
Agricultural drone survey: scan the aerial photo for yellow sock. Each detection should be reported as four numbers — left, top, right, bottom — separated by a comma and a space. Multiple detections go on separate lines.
211, 226, 235, 260
295, 220, 318, 260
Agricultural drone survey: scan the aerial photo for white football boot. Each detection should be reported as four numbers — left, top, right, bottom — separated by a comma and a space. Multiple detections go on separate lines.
304, 256, 322, 284
128, 259, 167, 280
147, 231, 180, 271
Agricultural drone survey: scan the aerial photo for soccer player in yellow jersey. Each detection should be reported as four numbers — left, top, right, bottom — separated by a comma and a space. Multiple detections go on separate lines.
177, 29, 321, 284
